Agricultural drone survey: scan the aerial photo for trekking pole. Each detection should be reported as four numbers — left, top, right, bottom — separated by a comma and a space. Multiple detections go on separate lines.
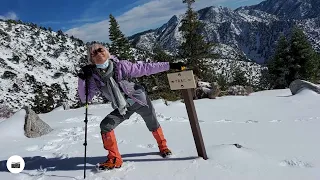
83, 78, 89, 179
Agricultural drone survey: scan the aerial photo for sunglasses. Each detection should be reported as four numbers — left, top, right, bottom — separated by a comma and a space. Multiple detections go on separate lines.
91, 47, 104, 56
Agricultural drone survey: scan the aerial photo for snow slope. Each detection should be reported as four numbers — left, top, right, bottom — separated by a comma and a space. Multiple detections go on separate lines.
0, 89, 320, 180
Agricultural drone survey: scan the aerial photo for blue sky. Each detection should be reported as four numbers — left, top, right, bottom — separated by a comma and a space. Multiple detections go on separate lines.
0, 0, 264, 42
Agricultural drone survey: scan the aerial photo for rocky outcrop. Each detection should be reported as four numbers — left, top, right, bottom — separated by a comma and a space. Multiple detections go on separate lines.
289, 79, 320, 95
62, 102, 70, 110
225, 85, 253, 96
194, 82, 221, 99
23, 106, 53, 138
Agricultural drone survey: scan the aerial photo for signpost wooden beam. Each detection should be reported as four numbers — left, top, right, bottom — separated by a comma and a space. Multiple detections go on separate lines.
167, 70, 208, 160
181, 88, 208, 160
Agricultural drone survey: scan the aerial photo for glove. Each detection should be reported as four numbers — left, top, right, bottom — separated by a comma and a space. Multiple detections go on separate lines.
78, 64, 96, 80
77, 73, 86, 80
169, 62, 186, 70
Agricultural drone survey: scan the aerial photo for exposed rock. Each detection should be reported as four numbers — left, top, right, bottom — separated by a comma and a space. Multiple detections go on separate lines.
245, 86, 254, 94
23, 106, 53, 138
289, 79, 320, 95
0, 104, 14, 119
226, 85, 253, 96
193, 79, 221, 99
57, 102, 70, 110
62, 102, 70, 110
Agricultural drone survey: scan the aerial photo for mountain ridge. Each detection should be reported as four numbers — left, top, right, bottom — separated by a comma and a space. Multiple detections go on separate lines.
128, 0, 320, 64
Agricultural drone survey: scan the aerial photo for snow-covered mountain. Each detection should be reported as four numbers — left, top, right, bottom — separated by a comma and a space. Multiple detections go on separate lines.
129, 0, 320, 64
242, 0, 320, 20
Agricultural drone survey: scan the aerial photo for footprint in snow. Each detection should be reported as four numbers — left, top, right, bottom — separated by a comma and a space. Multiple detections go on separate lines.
177, 117, 204, 123
305, 117, 320, 121
118, 139, 129, 144
92, 134, 101, 139
59, 127, 84, 136
177, 117, 188, 122
87, 123, 100, 128
295, 119, 310, 122
56, 127, 88, 144
40, 142, 64, 151
63, 117, 81, 123
27, 138, 64, 152
26, 145, 39, 152
215, 119, 232, 123
137, 144, 157, 149
279, 159, 313, 168
52, 152, 69, 159
245, 120, 259, 123
156, 113, 173, 121
269, 119, 282, 123
62, 116, 100, 123
294, 117, 320, 122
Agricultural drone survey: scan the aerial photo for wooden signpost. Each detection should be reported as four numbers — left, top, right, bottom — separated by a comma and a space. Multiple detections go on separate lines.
167, 70, 208, 160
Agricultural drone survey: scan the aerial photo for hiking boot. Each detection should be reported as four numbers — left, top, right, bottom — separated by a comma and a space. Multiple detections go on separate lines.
100, 130, 123, 169
152, 126, 172, 157
160, 148, 172, 158
97, 157, 123, 170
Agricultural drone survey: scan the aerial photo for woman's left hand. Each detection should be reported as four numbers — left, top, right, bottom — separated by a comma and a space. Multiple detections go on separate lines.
169, 62, 186, 70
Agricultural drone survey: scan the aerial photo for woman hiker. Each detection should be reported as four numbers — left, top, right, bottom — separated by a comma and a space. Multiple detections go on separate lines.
77, 43, 186, 170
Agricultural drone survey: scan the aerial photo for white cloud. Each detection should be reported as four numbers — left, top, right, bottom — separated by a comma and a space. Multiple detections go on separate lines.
65, 0, 237, 42
40, 18, 103, 25
0, 11, 18, 20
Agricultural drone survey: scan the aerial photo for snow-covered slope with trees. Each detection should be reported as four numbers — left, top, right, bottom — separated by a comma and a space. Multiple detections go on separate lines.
0, 20, 87, 112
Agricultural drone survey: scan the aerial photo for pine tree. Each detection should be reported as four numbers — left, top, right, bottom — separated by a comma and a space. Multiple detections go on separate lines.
289, 26, 319, 83
231, 67, 248, 86
316, 52, 320, 82
267, 35, 292, 89
152, 44, 174, 62
109, 14, 133, 61
31, 84, 56, 113
178, 0, 216, 80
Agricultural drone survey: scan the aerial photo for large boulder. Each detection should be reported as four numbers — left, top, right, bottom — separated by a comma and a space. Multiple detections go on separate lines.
289, 79, 320, 95
23, 106, 53, 138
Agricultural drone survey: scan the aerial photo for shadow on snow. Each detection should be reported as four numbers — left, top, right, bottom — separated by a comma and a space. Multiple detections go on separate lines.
0, 152, 198, 172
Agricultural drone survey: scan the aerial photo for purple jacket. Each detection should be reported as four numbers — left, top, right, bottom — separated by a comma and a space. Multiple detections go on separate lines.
78, 57, 170, 106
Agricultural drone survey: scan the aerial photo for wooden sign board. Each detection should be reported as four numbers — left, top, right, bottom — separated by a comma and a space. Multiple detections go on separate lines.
166, 69, 208, 160
167, 70, 196, 90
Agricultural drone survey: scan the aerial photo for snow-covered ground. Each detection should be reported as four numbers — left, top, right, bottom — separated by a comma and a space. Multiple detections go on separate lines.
0, 88, 320, 180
